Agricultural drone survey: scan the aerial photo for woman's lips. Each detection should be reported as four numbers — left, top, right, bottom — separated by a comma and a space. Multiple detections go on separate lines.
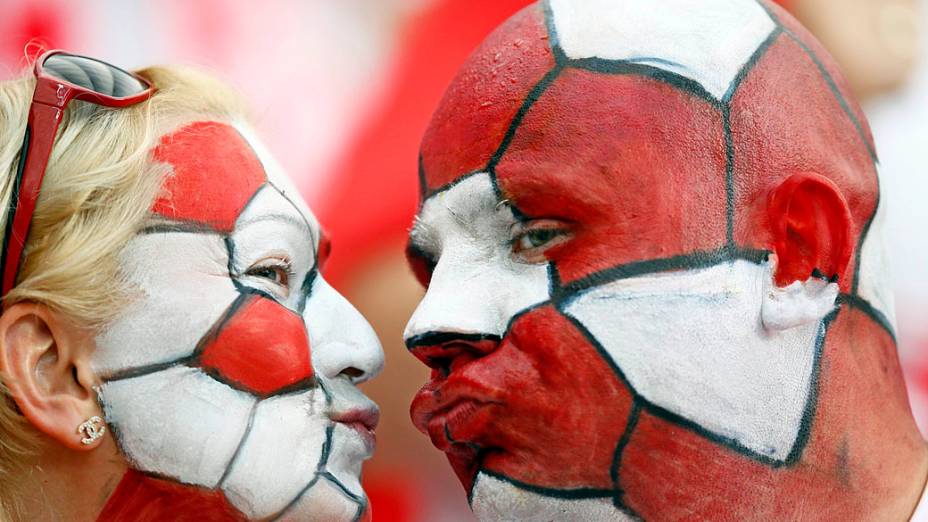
329, 407, 380, 450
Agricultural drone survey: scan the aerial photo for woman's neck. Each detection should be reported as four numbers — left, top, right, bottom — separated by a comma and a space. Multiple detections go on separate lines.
8, 435, 126, 522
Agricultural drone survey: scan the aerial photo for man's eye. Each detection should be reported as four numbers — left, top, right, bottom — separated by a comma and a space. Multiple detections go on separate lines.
511, 221, 572, 264
518, 229, 561, 250
245, 264, 291, 287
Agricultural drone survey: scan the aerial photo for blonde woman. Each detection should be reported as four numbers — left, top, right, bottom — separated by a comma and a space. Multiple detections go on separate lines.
0, 51, 383, 521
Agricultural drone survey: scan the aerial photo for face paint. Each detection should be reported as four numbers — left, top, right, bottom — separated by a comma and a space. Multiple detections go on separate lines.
94, 121, 383, 521
406, 1, 921, 520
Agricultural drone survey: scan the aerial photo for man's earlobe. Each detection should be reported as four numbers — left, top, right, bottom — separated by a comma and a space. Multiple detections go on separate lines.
0, 303, 104, 451
767, 172, 853, 287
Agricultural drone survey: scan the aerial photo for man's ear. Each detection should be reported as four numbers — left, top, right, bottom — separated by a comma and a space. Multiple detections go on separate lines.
0, 302, 104, 451
767, 172, 853, 287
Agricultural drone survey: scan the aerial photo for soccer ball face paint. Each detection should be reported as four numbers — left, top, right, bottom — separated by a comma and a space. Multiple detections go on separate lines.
92, 121, 384, 521
405, 1, 910, 520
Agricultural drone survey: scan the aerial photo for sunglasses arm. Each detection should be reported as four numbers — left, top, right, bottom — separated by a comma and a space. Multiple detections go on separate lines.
0, 100, 66, 302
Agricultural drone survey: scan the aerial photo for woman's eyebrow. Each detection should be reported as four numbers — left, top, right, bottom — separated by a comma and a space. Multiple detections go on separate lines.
237, 213, 311, 235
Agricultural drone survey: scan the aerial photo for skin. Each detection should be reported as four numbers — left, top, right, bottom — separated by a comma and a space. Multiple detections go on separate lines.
0, 304, 128, 521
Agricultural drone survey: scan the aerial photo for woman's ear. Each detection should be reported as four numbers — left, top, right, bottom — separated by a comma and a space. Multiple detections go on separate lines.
767, 172, 853, 287
0, 302, 104, 451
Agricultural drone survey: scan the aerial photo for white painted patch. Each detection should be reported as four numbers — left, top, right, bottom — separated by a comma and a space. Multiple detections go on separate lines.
321, 378, 378, 497
470, 472, 630, 522
221, 389, 329, 519
231, 184, 316, 312
762, 256, 839, 331
856, 171, 897, 331
99, 366, 255, 486
234, 121, 320, 233
547, 0, 776, 99
404, 173, 550, 341
93, 233, 238, 379
564, 260, 825, 461
278, 476, 362, 522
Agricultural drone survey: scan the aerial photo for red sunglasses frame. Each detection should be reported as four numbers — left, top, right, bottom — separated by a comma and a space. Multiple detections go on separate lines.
0, 50, 155, 307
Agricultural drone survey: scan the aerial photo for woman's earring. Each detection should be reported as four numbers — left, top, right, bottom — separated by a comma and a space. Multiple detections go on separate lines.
77, 416, 106, 445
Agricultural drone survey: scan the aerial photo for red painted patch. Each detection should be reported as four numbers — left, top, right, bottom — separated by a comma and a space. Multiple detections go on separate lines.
419, 3, 556, 192
761, 0, 874, 155
152, 121, 267, 232
495, 69, 727, 285
730, 33, 878, 290
199, 295, 313, 396
97, 469, 246, 522
410, 306, 633, 491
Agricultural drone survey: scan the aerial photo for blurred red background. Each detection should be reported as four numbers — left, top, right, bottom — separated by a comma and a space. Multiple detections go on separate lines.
1, 1, 925, 520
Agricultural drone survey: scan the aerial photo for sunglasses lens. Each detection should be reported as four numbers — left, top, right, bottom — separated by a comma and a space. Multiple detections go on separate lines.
42, 53, 148, 98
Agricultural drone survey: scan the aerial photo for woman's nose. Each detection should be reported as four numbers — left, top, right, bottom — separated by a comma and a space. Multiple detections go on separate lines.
302, 275, 384, 383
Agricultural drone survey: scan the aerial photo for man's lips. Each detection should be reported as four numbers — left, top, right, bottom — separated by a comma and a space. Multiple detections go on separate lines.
414, 377, 503, 451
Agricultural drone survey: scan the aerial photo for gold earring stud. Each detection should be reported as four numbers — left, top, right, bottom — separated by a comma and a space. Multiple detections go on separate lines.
77, 416, 105, 445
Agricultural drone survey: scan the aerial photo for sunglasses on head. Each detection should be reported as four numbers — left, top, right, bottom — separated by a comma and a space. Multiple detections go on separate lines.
0, 50, 155, 308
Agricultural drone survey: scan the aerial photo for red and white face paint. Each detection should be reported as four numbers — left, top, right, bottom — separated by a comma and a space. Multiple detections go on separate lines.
92, 121, 383, 521
406, 1, 917, 520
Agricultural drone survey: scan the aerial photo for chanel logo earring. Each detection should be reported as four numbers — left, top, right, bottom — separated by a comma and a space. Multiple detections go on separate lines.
77, 416, 106, 445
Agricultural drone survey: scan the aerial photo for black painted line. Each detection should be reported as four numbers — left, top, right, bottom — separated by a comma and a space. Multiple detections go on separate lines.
541, 0, 566, 65
610, 400, 642, 486
297, 268, 318, 315
851, 194, 880, 295
547, 262, 561, 297
138, 221, 225, 235
837, 292, 896, 343
422, 169, 487, 200
270, 475, 320, 521
555, 248, 769, 303
417, 153, 428, 203
567, 58, 721, 108
317, 424, 335, 471
405, 331, 503, 350
319, 471, 365, 503
217, 400, 260, 488
192, 292, 253, 358
351, 499, 367, 522
486, 65, 564, 174
723, 106, 736, 248
477, 468, 614, 500
785, 33, 877, 162
783, 309, 837, 464
722, 27, 783, 104
101, 355, 195, 383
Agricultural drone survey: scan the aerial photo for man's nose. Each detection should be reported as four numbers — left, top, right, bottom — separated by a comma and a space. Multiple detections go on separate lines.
403, 259, 505, 344
406, 331, 501, 378
303, 275, 384, 383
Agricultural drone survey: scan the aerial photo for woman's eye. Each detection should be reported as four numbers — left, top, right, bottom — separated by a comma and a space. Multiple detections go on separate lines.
245, 265, 290, 287
511, 221, 572, 264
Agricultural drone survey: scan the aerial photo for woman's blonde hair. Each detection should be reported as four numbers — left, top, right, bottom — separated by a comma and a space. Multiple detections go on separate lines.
0, 63, 246, 519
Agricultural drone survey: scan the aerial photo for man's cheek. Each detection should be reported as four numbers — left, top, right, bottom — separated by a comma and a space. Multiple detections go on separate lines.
476, 307, 636, 490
